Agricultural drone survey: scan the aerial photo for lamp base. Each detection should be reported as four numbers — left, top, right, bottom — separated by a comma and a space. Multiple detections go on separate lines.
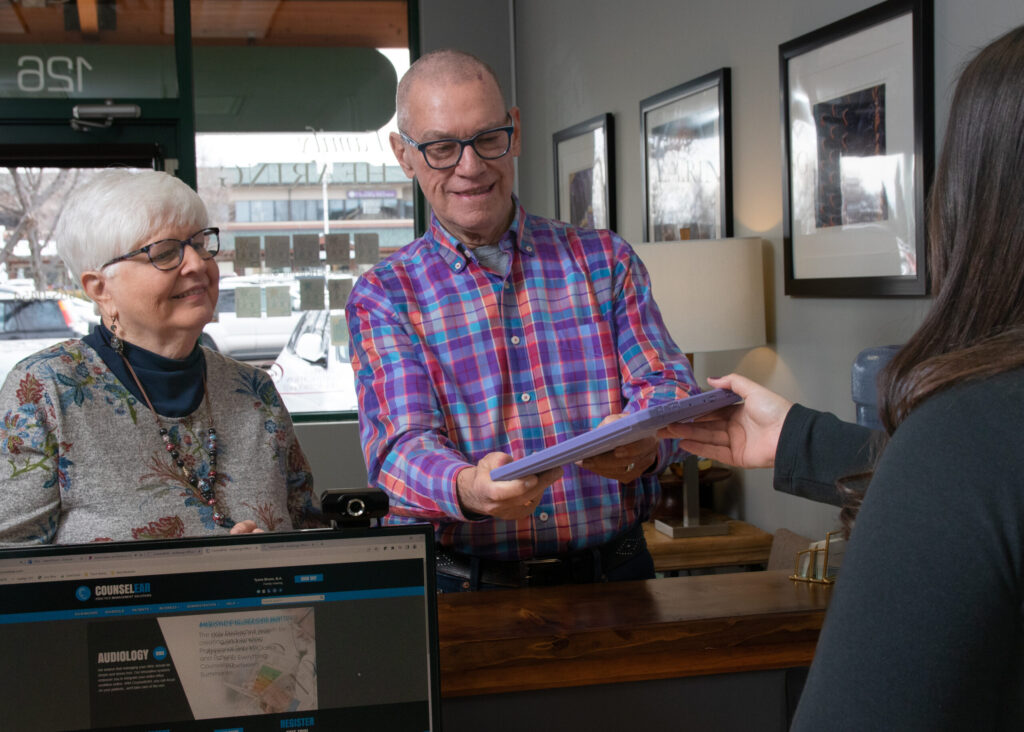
653, 454, 732, 538
654, 516, 730, 538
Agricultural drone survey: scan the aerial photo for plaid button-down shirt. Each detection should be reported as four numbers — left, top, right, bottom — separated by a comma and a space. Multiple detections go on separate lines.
347, 200, 696, 559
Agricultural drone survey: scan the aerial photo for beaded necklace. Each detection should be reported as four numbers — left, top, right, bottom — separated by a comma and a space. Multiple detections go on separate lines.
119, 354, 234, 529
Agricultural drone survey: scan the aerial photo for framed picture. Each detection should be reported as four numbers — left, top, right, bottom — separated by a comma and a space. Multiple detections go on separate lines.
640, 68, 732, 242
552, 113, 616, 230
780, 0, 933, 297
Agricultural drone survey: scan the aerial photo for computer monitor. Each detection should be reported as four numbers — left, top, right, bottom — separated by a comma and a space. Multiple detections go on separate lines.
0, 525, 440, 731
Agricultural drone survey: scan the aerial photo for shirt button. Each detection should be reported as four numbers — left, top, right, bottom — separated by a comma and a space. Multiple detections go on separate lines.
520, 393, 531, 402
538, 511, 549, 521
454, 262, 463, 270
510, 335, 521, 345
525, 246, 534, 253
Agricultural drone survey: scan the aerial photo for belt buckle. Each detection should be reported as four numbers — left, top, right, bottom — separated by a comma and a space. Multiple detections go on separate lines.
520, 557, 563, 586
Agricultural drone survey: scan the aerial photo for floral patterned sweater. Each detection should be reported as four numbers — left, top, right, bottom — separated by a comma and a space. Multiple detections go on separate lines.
0, 339, 322, 545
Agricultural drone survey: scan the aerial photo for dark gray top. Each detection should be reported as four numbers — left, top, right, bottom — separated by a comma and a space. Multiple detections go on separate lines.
776, 371, 1024, 730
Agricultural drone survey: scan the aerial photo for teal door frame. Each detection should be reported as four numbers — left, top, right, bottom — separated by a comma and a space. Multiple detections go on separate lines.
0, 0, 196, 187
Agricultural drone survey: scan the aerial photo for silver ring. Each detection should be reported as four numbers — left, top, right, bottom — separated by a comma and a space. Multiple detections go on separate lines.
625, 462, 635, 472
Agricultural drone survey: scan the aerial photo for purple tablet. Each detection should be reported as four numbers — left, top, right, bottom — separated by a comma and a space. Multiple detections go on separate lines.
489, 388, 741, 481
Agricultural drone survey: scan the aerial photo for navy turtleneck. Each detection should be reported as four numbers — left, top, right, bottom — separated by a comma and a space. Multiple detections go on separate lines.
82, 323, 206, 418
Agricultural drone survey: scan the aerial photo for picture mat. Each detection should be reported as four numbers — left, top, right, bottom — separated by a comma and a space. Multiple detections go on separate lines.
787, 13, 916, 279
644, 86, 722, 241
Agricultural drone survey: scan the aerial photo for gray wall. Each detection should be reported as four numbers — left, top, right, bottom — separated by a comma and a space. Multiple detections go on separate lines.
294, 420, 366, 492
418, 0, 515, 101
510, 0, 1024, 539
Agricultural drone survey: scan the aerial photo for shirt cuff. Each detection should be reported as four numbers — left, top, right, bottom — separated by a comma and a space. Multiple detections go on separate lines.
773, 402, 814, 489
448, 463, 490, 522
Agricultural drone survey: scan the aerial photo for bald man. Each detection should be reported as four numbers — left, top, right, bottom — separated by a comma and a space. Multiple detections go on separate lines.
346, 49, 697, 591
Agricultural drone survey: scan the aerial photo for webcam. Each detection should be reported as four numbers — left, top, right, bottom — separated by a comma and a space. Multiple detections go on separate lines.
321, 490, 389, 528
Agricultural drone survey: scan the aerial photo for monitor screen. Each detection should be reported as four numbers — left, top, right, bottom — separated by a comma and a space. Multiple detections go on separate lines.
0, 525, 440, 731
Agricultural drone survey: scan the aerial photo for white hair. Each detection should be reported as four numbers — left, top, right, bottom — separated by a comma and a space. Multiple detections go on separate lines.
56, 169, 209, 285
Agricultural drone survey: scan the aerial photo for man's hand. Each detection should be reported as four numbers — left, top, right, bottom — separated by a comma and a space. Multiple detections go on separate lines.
456, 452, 563, 520
657, 374, 793, 469
576, 413, 659, 483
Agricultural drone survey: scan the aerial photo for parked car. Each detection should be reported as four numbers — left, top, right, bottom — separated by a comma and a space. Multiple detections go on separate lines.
268, 309, 357, 414
0, 290, 84, 386
202, 276, 303, 362
59, 294, 101, 336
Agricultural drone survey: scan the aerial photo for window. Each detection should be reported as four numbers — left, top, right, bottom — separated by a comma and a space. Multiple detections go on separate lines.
0, 1, 413, 420
190, 4, 412, 418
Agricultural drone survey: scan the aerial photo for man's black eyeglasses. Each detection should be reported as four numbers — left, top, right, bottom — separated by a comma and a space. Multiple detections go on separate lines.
399, 115, 514, 170
100, 227, 221, 271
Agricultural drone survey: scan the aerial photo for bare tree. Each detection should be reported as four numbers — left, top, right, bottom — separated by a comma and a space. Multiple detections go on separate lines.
0, 168, 81, 290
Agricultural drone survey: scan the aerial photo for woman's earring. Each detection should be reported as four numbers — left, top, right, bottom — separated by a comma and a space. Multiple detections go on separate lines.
109, 315, 123, 355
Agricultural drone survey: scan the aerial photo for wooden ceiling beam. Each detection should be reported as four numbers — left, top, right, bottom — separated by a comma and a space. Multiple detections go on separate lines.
77, 0, 100, 35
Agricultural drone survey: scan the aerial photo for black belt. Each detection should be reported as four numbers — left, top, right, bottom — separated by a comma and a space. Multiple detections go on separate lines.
435, 524, 648, 588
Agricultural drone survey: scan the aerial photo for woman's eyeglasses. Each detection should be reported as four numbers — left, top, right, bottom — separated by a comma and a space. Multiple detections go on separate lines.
100, 227, 220, 271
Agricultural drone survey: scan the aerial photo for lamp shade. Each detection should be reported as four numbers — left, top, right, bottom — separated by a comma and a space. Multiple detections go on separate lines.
633, 238, 766, 353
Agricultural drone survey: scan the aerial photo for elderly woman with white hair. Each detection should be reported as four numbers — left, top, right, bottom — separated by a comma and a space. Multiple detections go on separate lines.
0, 169, 322, 544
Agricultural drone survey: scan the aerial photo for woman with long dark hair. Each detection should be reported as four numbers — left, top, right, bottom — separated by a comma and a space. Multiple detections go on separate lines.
662, 25, 1024, 730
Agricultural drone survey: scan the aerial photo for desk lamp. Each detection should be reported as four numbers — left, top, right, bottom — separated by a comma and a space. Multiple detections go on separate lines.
633, 238, 767, 538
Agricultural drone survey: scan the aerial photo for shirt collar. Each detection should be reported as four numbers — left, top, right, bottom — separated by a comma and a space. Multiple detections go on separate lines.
428, 195, 536, 273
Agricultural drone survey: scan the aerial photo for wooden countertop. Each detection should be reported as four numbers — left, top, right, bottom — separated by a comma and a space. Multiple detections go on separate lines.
437, 569, 830, 698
